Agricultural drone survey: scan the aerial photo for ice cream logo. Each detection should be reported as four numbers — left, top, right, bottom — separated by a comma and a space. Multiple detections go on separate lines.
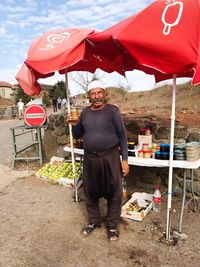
161, 0, 183, 35
47, 32, 71, 44
39, 32, 71, 51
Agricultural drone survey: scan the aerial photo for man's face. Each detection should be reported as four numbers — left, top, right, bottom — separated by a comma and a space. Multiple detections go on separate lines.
88, 88, 106, 108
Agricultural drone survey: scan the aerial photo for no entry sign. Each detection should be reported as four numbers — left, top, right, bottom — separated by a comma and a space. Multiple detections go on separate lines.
24, 104, 47, 126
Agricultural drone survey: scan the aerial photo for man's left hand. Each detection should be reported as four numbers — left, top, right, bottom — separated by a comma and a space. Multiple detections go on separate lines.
121, 160, 129, 176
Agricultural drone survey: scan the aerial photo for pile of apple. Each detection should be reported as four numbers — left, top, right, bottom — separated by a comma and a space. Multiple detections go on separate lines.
36, 161, 81, 182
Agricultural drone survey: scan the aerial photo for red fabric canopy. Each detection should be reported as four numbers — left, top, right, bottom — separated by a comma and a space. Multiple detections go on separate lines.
15, 64, 41, 96
89, 0, 200, 84
26, 28, 94, 74
16, 28, 126, 95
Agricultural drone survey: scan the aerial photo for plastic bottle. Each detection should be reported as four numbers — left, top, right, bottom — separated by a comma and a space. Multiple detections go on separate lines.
122, 179, 127, 200
153, 186, 161, 212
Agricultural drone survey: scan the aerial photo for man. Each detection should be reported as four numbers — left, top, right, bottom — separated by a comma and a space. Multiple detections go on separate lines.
52, 97, 57, 112
70, 80, 129, 242
17, 98, 25, 120
57, 96, 62, 110
61, 97, 67, 110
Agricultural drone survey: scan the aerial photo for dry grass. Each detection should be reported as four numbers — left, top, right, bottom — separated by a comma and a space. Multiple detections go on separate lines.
75, 81, 200, 115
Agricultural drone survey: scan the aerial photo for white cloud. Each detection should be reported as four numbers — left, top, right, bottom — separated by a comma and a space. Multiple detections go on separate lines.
0, 67, 19, 84
0, 27, 6, 35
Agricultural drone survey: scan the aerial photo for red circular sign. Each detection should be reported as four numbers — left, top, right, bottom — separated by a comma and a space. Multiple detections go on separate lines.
24, 104, 47, 126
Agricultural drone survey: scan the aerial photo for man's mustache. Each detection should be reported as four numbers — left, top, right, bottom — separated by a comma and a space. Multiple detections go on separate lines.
91, 98, 105, 103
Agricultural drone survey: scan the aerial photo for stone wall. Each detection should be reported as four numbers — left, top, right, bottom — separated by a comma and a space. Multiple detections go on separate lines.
0, 107, 17, 119
43, 113, 71, 161
124, 114, 200, 194
42, 112, 200, 194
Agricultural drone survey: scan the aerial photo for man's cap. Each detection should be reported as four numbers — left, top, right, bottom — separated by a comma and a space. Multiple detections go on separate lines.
87, 80, 105, 92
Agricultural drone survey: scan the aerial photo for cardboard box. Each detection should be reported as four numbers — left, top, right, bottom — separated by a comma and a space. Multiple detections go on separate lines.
58, 177, 83, 189
138, 135, 152, 148
121, 192, 153, 221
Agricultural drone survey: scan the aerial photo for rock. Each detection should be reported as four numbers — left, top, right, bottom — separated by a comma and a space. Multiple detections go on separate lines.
193, 169, 200, 181
53, 125, 66, 136
42, 129, 58, 161
57, 146, 71, 158
48, 122, 54, 130
57, 114, 65, 124
57, 134, 70, 145
48, 114, 55, 122
155, 125, 171, 139
187, 128, 200, 141
174, 125, 188, 139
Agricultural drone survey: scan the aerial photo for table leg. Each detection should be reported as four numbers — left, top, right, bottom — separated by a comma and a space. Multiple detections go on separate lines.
178, 169, 187, 234
73, 154, 84, 201
190, 169, 197, 212
178, 169, 197, 234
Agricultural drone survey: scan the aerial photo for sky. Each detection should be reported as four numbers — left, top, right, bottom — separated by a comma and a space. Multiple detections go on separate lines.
0, 0, 191, 95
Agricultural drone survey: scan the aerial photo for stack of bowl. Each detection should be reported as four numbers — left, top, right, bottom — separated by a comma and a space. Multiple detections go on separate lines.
185, 142, 199, 161
174, 144, 186, 160
160, 144, 170, 160
128, 141, 135, 157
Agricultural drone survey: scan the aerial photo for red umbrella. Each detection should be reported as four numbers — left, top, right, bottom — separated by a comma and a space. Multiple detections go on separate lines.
89, 0, 200, 241
15, 63, 42, 96
89, 0, 200, 83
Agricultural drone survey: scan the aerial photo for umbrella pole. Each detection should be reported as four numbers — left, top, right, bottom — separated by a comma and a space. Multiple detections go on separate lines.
166, 74, 177, 240
65, 72, 78, 202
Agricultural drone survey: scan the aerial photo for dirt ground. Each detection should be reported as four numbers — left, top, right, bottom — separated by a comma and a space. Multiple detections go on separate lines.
1, 87, 200, 267
0, 118, 200, 267
1, 170, 200, 267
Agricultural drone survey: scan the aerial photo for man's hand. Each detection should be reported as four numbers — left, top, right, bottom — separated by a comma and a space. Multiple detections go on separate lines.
66, 115, 80, 126
121, 160, 129, 176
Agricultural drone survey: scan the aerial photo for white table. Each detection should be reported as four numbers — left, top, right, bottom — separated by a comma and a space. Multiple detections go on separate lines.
64, 146, 200, 233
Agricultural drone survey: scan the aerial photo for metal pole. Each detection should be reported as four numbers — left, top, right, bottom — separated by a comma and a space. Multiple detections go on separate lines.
10, 128, 16, 169
166, 74, 177, 240
65, 71, 78, 202
179, 169, 187, 233
37, 127, 43, 165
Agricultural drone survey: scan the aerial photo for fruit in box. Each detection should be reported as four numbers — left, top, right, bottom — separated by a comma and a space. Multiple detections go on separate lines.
36, 161, 81, 182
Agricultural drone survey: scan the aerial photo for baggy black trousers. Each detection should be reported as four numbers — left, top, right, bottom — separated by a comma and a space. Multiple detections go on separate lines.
83, 146, 123, 229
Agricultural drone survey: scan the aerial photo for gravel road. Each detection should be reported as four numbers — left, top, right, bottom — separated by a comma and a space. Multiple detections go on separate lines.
0, 119, 35, 191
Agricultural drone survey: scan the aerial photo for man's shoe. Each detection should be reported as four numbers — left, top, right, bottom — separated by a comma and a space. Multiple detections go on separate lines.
81, 224, 101, 237
107, 229, 119, 242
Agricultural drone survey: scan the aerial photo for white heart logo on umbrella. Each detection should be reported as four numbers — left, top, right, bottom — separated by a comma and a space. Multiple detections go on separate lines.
47, 32, 71, 44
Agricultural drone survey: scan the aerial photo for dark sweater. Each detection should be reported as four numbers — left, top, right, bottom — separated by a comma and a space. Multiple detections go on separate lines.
72, 103, 128, 160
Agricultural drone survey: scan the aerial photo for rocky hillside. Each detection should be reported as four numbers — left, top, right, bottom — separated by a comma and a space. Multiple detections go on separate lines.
74, 81, 200, 128
75, 81, 200, 112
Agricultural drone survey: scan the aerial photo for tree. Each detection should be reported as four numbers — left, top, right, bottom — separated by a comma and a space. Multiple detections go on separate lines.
42, 90, 51, 107
117, 78, 131, 102
14, 85, 31, 104
69, 71, 104, 93
48, 80, 68, 99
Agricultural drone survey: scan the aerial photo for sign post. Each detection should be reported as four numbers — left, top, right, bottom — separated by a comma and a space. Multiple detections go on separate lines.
24, 104, 47, 127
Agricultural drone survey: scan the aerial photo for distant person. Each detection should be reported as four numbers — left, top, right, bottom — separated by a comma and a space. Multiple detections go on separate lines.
57, 97, 62, 110
17, 98, 25, 120
70, 96, 76, 106
61, 97, 67, 110
52, 97, 58, 112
